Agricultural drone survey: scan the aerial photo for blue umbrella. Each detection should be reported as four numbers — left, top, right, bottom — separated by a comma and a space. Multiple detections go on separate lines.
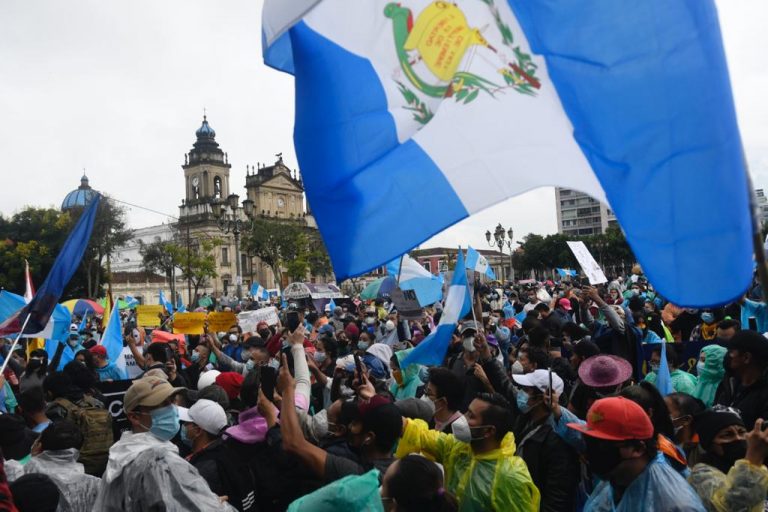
360, 276, 398, 300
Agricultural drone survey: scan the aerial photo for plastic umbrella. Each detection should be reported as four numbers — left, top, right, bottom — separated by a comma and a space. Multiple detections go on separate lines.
360, 276, 398, 300
61, 299, 104, 317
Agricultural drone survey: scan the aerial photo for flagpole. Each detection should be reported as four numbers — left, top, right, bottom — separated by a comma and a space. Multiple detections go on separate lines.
746, 172, 768, 305
0, 313, 33, 374
396, 255, 404, 285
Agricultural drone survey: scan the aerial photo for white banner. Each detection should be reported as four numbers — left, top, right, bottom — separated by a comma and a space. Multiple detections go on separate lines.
238, 307, 279, 332
566, 241, 607, 285
116, 346, 143, 379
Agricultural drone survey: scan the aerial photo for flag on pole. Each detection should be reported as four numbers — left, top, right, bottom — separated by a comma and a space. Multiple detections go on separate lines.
0, 195, 101, 335
23, 260, 35, 303
556, 268, 578, 278
386, 254, 443, 306
328, 298, 337, 312
263, 1, 750, 307
176, 293, 186, 314
78, 314, 88, 333
465, 247, 496, 280
250, 282, 269, 301
100, 300, 124, 364
159, 290, 174, 315
102, 293, 112, 331
401, 249, 471, 367
654, 342, 674, 396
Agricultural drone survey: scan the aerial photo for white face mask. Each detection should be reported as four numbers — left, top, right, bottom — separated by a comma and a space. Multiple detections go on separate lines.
450, 415, 476, 442
365, 317, 375, 325
462, 336, 476, 353
228, 334, 238, 343
385, 320, 396, 332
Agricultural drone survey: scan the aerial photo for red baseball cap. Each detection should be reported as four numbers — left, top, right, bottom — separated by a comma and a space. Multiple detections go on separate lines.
89, 345, 107, 358
557, 298, 572, 311
567, 397, 653, 441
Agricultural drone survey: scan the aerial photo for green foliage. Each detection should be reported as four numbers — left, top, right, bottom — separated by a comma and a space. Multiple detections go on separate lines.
139, 239, 185, 300
179, 237, 221, 299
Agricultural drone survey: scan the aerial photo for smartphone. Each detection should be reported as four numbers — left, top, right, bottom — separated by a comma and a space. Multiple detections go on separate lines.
260, 366, 276, 401
286, 311, 300, 333
749, 316, 758, 332
353, 353, 364, 383
281, 345, 296, 376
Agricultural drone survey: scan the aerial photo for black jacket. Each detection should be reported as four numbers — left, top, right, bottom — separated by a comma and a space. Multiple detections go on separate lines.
448, 355, 508, 411
514, 416, 579, 512
189, 438, 257, 512
714, 375, 768, 430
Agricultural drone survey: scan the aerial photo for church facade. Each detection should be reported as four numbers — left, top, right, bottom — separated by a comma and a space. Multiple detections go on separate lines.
108, 116, 326, 305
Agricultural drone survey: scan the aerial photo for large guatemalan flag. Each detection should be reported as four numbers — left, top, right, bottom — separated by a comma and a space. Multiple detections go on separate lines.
263, 1, 751, 307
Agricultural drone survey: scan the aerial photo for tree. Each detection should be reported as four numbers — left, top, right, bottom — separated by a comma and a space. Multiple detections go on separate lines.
139, 240, 185, 300
179, 237, 221, 300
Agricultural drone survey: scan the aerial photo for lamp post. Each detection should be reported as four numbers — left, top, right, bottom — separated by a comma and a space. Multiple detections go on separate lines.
217, 193, 254, 300
485, 223, 515, 283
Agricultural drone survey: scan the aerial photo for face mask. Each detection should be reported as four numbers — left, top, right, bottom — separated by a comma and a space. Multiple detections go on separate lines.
228, 334, 239, 343
697, 361, 706, 374
240, 350, 252, 362
26, 359, 43, 371
585, 438, 624, 478
180, 424, 193, 448
511, 360, 524, 374
314, 351, 327, 364
385, 321, 396, 332
258, 329, 271, 339
451, 415, 487, 443
191, 352, 200, 363
149, 404, 180, 442
357, 341, 369, 351
268, 358, 280, 371
245, 359, 256, 371
717, 439, 747, 469
67, 337, 79, 347
516, 392, 532, 413
462, 337, 476, 353
650, 362, 660, 373
365, 317, 375, 326
701, 313, 714, 324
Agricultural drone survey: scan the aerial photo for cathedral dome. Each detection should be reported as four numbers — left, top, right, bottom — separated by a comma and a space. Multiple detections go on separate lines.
195, 116, 216, 138
61, 174, 98, 211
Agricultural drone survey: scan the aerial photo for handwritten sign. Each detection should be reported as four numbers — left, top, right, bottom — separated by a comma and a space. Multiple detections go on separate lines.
172, 312, 207, 335
566, 241, 607, 285
238, 307, 279, 332
117, 346, 143, 379
391, 287, 423, 320
207, 312, 238, 333
136, 305, 164, 327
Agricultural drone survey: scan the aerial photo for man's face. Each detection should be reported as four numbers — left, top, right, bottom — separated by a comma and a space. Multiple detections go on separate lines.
569, 353, 582, 371
528, 291, 537, 303
519, 352, 534, 373
717, 327, 737, 341
728, 349, 749, 373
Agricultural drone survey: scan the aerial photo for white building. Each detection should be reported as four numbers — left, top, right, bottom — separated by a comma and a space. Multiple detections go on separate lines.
555, 188, 617, 236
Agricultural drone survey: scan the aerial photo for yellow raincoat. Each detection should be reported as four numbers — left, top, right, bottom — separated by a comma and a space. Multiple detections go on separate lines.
396, 419, 540, 511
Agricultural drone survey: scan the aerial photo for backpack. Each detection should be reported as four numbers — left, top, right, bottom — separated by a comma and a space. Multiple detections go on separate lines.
52, 397, 113, 476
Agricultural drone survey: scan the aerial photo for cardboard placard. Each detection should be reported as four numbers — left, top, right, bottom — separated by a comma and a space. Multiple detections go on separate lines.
238, 307, 279, 332
136, 305, 165, 327
171, 312, 207, 335
566, 241, 607, 285
207, 311, 238, 333
95, 379, 134, 441
117, 346, 144, 380
391, 287, 423, 320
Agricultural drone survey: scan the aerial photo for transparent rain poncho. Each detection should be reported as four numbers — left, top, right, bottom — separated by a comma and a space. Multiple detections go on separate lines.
24, 448, 100, 512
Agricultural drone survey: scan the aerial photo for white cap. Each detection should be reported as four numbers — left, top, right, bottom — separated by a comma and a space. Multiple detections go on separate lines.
178, 399, 227, 435
69, 323, 79, 332
197, 370, 221, 391
512, 369, 564, 395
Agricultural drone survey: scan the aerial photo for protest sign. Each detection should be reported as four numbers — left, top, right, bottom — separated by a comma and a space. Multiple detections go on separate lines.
118, 346, 143, 379
566, 241, 607, 285
172, 312, 207, 334
238, 307, 279, 332
207, 311, 238, 333
136, 305, 164, 327
95, 379, 133, 441
390, 287, 423, 321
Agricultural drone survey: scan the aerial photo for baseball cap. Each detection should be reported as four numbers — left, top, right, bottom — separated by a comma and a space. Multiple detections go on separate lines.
567, 396, 653, 441
69, 323, 79, 332
123, 376, 183, 413
88, 345, 107, 358
512, 369, 564, 395
178, 399, 227, 436
215, 371, 244, 400
197, 370, 221, 391
557, 298, 572, 311
318, 324, 335, 336
459, 320, 480, 335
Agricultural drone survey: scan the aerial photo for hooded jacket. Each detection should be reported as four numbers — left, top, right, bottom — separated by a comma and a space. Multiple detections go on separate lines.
389, 348, 422, 400
693, 345, 727, 407
24, 448, 100, 512
93, 431, 236, 511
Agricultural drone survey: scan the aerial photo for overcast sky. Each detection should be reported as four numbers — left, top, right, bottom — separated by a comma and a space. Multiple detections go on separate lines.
1, 1, 765, 253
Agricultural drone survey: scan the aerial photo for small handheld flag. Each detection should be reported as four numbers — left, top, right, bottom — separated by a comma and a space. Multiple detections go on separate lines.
466, 247, 496, 280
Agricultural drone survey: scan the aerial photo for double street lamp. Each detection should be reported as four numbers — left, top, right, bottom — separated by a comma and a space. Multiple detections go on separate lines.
485, 223, 515, 283
217, 193, 254, 300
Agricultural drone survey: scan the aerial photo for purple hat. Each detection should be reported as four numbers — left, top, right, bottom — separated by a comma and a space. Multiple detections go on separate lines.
485, 334, 498, 348
578, 355, 632, 388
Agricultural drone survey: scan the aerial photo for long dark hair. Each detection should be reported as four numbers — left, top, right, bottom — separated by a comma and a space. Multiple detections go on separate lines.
387, 455, 458, 512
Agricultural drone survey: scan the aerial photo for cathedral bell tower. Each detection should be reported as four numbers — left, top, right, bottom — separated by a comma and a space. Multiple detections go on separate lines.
182, 116, 231, 212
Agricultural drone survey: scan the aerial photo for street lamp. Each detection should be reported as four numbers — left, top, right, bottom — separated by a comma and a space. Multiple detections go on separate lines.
485, 223, 515, 283
217, 194, 254, 300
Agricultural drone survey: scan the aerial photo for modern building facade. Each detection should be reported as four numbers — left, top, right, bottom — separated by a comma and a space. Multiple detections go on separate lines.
555, 187, 617, 236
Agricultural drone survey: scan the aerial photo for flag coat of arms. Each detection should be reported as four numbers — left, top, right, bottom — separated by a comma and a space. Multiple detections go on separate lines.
263, 0, 750, 307
466, 246, 496, 280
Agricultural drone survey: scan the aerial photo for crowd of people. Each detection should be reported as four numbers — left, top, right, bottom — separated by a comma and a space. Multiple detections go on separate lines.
1, 270, 768, 511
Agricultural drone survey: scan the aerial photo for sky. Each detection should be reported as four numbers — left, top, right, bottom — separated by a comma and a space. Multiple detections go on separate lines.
1, 1, 766, 254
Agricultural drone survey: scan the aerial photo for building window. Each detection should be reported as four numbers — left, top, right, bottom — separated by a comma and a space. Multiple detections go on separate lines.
422, 261, 431, 273
221, 247, 229, 265
223, 280, 230, 294
214, 176, 222, 199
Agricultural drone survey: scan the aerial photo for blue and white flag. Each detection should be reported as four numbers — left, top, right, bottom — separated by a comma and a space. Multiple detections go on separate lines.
328, 298, 337, 312
124, 295, 139, 308
176, 293, 186, 314
386, 254, 443, 306
556, 268, 578, 278
465, 247, 496, 280
100, 300, 123, 363
654, 342, 674, 397
159, 290, 174, 315
250, 282, 269, 301
401, 249, 471, 367
263, 1, 750, 307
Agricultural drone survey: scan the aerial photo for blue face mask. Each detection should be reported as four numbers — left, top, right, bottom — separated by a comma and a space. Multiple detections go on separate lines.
245, 359, 256, 372
149, 404, 180, 442
357, 341, 370, 351
180, 423, 193, 447
191, 352, 200, 363
516, 391, 531, 413
701, 313, 714, 324
697, 361, 706, 375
